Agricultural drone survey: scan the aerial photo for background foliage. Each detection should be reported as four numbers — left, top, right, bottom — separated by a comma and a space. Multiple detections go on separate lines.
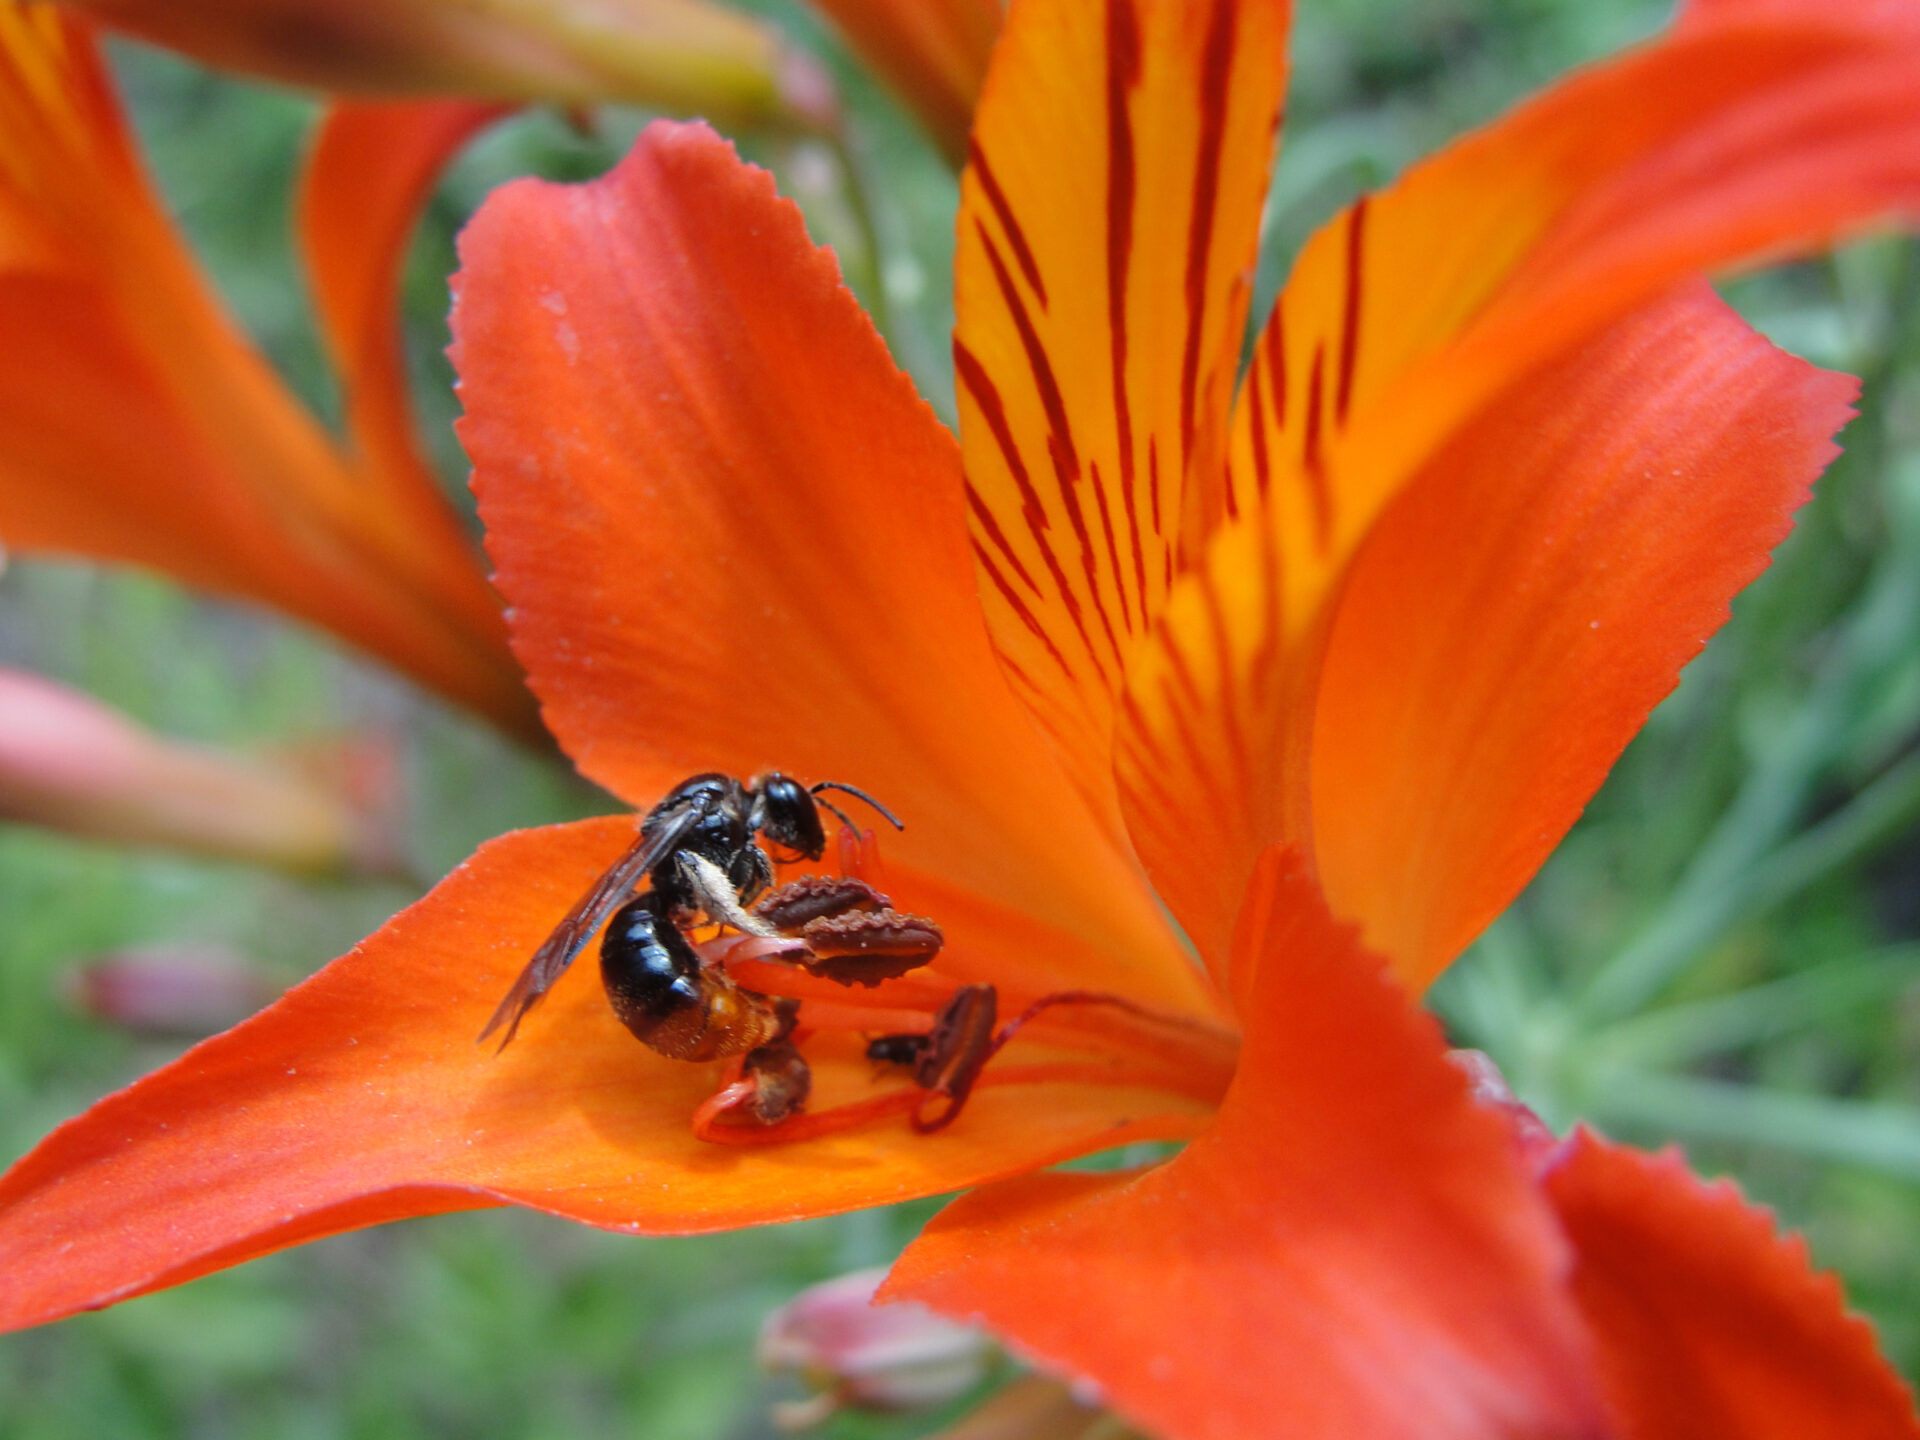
1, 0, 1916, 1434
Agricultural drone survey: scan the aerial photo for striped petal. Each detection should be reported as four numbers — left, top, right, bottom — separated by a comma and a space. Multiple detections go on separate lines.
1117, 1, 1920, 987
456, 121, 1212, 1016
1547, 1133, 1920, 1439
886, 848, 1604, 1440
955, 0, 1287, 819
0, 819, 1221, 1335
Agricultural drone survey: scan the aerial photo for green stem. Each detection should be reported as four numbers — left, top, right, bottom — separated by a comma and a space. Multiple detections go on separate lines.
1590, 1070, 1920, 1182
1578, 744, 1920, 1023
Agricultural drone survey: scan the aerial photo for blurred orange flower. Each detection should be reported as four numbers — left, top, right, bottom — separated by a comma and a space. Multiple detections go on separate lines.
3, 0, 1919, 1435
0, 11, 539, 736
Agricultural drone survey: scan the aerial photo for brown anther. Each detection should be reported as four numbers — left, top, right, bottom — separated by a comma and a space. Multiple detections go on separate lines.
798, 909, 944, 987
908, 984, 997, 1133
752, 874, 889, 930
741, 1039, 812, 1125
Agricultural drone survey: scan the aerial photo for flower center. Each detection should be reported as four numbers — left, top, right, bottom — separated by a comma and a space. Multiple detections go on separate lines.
688, 937, 1238, 1146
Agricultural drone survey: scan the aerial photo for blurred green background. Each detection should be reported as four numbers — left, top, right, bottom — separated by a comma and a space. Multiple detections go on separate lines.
2, 0, 1917, 1434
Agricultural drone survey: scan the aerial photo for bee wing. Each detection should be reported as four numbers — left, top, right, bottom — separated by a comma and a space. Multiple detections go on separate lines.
478, 814, 693, 1049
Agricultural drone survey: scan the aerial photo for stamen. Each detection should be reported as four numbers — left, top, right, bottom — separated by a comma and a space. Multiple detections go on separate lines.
686, 980, 1236, 1147
836, 825, 887, 888
691, 1063, 1169, 1147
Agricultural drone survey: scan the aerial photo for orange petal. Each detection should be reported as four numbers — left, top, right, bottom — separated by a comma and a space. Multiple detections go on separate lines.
806, 0, 999, 165
0, 13, 535, 735
885, 848, 1604, 1440
1545, 1132, 1920, 1439
454, 120, 1213, 1017
954, 0, 1287, 819
299, 99, 506, 524
1309, 283, 1855, 987
0, 817, 1219, 1335
69, 0, 836, 132
1118, 0, 1920, 987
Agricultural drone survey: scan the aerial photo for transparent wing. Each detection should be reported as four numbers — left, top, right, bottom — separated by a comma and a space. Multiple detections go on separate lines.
478, 812, 695, 1049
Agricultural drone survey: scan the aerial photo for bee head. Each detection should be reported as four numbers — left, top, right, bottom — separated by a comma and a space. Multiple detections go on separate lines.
749, 772, 827, 862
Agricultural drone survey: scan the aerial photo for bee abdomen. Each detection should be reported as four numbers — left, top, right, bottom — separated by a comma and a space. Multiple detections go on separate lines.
601, 893, 783, 1061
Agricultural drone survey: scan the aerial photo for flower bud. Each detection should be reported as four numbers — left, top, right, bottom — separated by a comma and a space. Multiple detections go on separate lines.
61, 0, 839, 133
0, 669, 404, 877
64, 944, 279, 1037
758, 1266, 994, 1428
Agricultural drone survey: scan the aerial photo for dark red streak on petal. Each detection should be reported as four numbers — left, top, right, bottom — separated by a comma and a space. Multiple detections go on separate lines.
1335, 197, 1367, 428
1200, 567, 1252, 794
1148, 434, 1163, 528
968, 140, 1049, 311
1088, 460, 1136, 632
1245, 527, 1283, 704
1178, 0, 1236, 472
1245, 361, 1270, 507
1157, 649, 1239, 827
978, 228, 1125, 675
1303, 341, 1332, 553
1105, 0, 1145, 624
1121, 453, 1150, 610
1115, 692, 1191, 843
1265, 301, 1288, 429
976, 227, 1081, 486
964, 477, 1042, 596
970, 535, 1077, 680
955, 338, 1104, 680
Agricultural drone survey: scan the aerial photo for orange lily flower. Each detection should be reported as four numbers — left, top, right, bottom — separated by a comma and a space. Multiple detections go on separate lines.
0, 11, 539, 737
3, 0, 1920, 1434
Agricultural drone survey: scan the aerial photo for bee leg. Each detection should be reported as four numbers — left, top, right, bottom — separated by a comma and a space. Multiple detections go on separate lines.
677, 851, 777, 937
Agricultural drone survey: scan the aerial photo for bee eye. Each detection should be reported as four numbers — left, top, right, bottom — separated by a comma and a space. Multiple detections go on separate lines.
757, 780, 825, 861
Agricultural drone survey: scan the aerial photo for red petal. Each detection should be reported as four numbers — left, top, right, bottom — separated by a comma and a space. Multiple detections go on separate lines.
455, 120, 1213, 1017
886, 849, 1604, 1440
1546, 1132, 1920, 1439
1311, 283, 1854, 986
0, 818, 1218, 1334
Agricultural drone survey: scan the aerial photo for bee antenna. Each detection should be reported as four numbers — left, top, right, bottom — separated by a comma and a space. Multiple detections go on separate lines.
813, 794, 859, 833
810, 780, 905, 831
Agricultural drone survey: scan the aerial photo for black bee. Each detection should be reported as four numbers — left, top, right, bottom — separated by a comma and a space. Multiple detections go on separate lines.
480, 772, 938, 1061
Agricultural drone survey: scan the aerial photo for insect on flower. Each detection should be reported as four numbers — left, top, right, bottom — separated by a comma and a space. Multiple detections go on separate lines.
6, 1, 1920, 1434
481, 771, 947, 1123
